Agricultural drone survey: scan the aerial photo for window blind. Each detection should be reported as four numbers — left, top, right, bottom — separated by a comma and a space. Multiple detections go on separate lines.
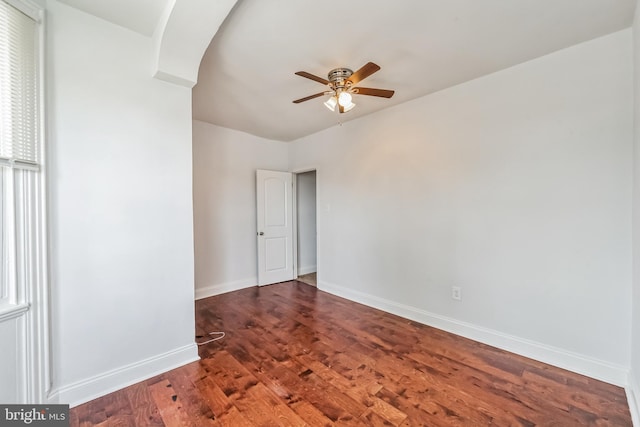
0, 0, 39, 168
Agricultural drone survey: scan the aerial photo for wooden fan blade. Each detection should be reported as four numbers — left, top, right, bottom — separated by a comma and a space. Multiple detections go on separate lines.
354, 87, 395, 98
348, 62, 380, 85
295, 71, 330, 85
293, 92, 326, 103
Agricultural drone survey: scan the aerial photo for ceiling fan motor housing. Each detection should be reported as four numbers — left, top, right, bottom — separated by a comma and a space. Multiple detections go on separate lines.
327, 68, 353, 87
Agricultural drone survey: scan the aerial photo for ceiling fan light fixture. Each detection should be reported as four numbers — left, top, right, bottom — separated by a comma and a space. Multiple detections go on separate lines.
324, 96, 337, 111
338, 91, 352, 107
343, 102, 356, 112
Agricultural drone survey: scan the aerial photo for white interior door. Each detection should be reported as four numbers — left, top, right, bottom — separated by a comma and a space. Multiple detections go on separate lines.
257, 170, 294, 286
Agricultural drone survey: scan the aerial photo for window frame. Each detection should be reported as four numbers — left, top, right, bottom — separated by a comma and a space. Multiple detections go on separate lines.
0, 0, 50, 403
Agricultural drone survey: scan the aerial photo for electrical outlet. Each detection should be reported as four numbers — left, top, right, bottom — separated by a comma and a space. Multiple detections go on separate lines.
452, 286, 462, 301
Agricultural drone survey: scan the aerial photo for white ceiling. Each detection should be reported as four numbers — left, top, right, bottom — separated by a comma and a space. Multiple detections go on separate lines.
57, 0, 636, 142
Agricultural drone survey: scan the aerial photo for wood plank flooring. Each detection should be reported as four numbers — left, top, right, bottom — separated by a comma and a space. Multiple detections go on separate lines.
71, 281, 632, 426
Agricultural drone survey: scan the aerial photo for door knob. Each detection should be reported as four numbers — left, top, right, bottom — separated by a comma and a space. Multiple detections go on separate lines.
258, 231, 264, 236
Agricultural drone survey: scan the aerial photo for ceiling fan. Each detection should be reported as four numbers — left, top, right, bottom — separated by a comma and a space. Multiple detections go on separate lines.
293, 62, 394, 113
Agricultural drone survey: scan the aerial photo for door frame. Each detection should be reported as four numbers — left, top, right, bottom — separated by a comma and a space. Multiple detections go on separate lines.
292, 168, 318, 284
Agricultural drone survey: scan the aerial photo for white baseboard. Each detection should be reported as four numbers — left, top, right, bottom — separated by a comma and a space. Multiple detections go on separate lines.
195, 278, 257, 300
48, 343, 199, 407
297, 265, 317, 276
319, 280, 629, 387
628, 370, 640, 427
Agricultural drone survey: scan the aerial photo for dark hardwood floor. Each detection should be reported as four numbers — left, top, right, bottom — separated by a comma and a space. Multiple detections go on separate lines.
71, 281, 632, 426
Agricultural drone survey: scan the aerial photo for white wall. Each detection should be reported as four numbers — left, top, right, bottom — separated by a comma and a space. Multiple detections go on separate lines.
193, 120, 289, 298
290, 30, 633, 385
630, 0, 640, 422
45, 1, 197, 405
296, 171, 317, 275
